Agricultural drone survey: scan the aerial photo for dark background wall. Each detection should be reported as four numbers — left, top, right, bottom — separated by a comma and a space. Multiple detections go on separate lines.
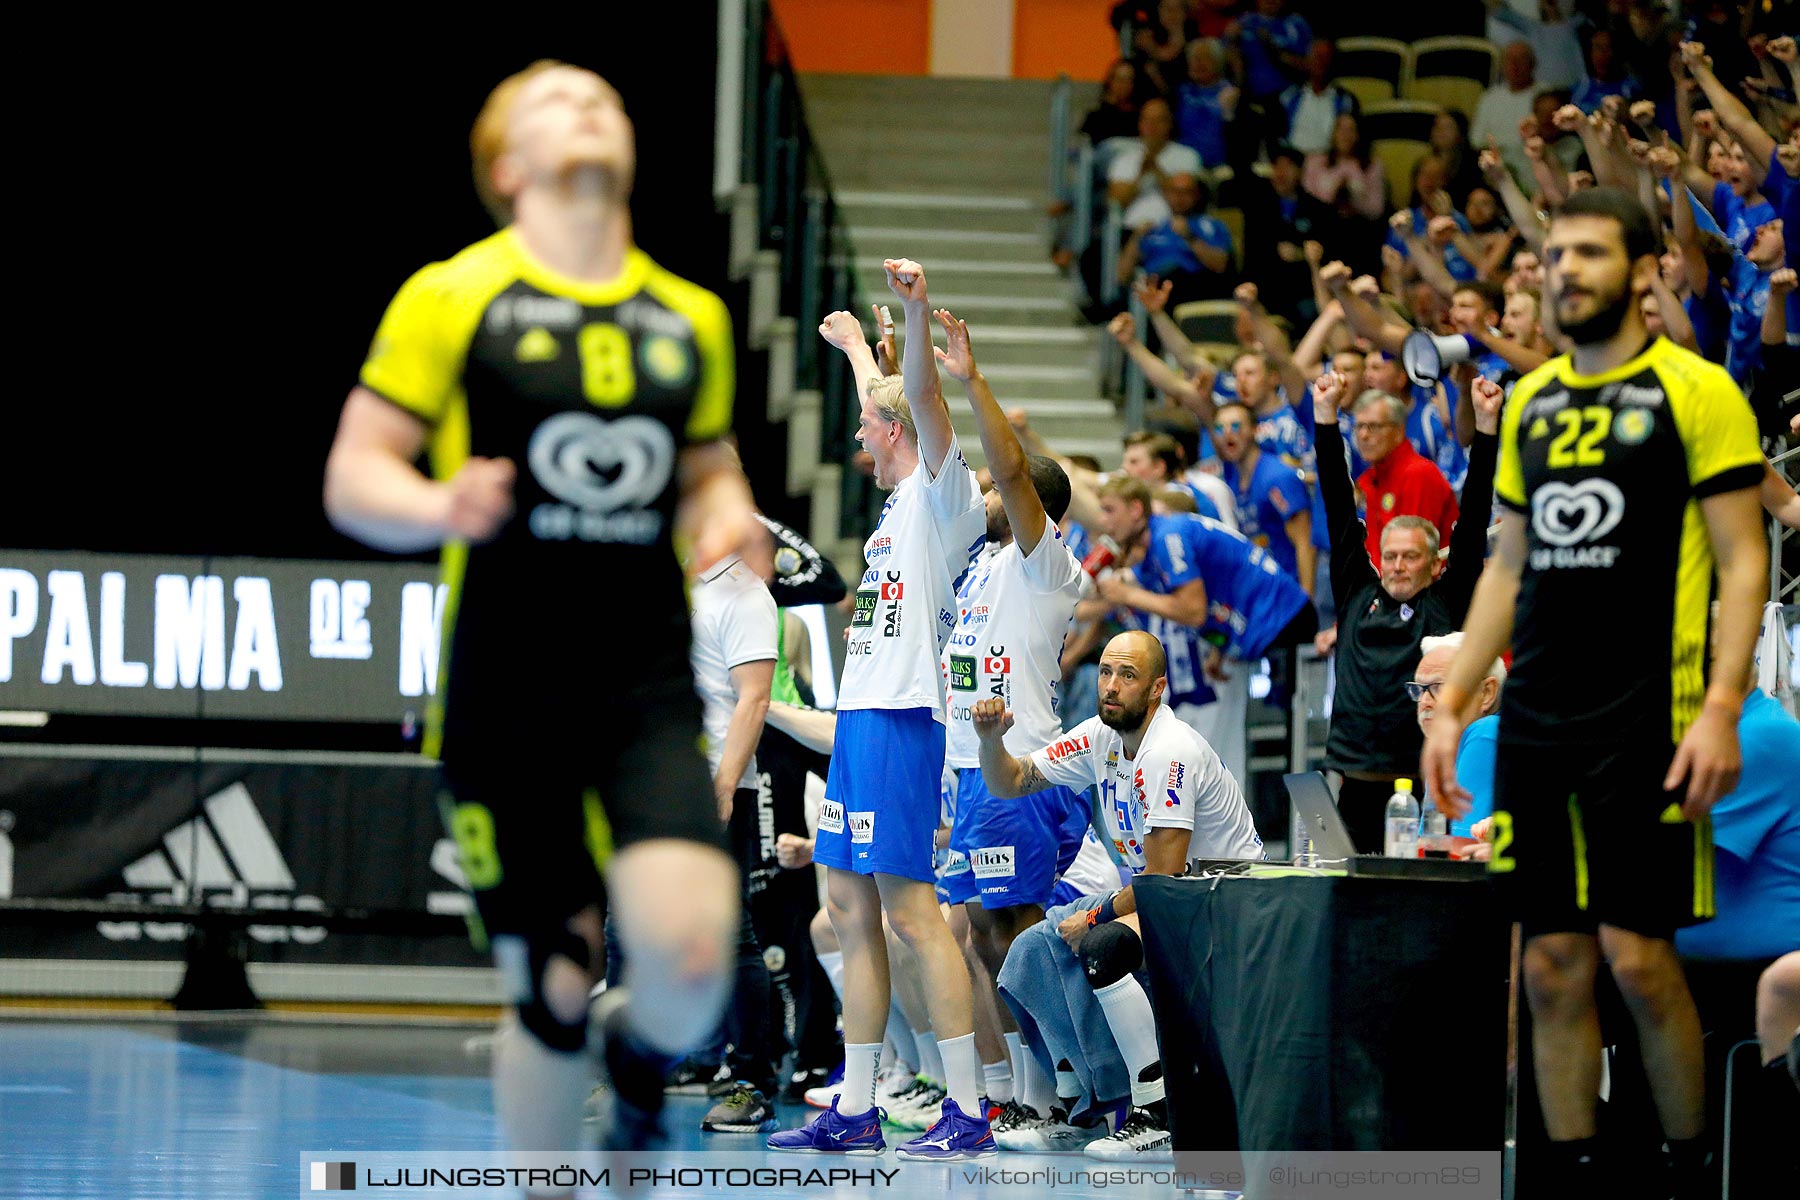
13, 16, 727, 561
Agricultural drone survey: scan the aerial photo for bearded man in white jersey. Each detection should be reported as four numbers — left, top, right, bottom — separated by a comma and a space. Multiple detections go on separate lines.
927, 310, 1091, 1137
976, 631, 1262, 1160
767, 260, 996, 1160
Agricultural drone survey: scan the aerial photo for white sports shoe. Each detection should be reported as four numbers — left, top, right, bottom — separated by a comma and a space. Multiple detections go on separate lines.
885, 1079, 947, 1131
1083, 1106, 1172, 1160
993, 1104, 1103, 1152
876, 1064, 918, 1105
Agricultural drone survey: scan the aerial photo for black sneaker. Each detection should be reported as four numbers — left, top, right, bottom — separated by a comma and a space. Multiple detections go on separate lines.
664, 1058, 727, 1095
592, 989, 668, 1151
701, 1083, 779, 1133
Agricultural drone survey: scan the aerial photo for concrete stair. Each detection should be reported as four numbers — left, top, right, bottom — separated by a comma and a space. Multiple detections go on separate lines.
799, 74, 1120, 469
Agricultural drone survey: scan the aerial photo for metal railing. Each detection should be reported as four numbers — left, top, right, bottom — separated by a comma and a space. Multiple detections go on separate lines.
730, 0, 878, 542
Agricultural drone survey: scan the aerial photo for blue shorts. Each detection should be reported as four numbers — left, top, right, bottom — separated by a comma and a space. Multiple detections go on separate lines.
940, 766, 1087, 908
818, 708, 945, 883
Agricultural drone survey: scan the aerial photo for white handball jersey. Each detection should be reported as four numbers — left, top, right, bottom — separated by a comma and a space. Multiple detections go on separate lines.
837, 438, 985, 721
1059, 825, 1131, 898
690, 556, 780, 790
1028, 703, 1261, 874
944, 528, 1085, 769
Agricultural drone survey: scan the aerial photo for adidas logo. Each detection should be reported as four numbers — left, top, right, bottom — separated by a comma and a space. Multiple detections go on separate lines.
100, 783, 324, 945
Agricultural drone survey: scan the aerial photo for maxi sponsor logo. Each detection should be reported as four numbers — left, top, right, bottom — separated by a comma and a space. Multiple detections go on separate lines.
1044, 735, 1090, 763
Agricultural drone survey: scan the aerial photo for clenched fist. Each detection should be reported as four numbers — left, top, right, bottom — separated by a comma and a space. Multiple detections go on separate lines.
1319, 260, 1353, 290
1107, 311, 1138, 346
1552, 104, 1585, 133
443, 457, 515, 543
1470, 376, 1505, 436
818, 309, 865, 350
884, 258, 929, 305
970, 697, 1014, 741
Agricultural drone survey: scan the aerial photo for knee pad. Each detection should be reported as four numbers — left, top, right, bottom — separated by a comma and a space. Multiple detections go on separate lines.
494, 929, 594, 1054
1079, 923, 1143, 990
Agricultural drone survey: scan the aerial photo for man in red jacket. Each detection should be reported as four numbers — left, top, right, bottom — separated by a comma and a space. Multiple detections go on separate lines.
1350, 389, 1458, 569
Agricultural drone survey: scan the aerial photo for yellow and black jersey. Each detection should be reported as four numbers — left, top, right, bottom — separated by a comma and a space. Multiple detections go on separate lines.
1494, 337, 1762, 748
358, 228, 734, 758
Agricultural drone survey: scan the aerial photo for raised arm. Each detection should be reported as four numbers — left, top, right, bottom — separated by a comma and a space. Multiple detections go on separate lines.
1135, 277, 1207, 372
935, 309, 1049, 555
1482, 139, 1546, 253
970, 698, 1054, 799
1650, 261, 1700, 352
1763, 268, 1795, 347
1391, 211, 1465, 300
1235, 282, 1308, 401
819, 309, 884, 398
1666, 167, 1714, 299
1309, 370, 1377, 601
1321, 260, 1410, 354
884, 258, 955, 474
1292, 299, 1345, 376
1439, 376, 1503, 621
1682, 41, 1778, 168
1108, 312, 1213, 416
324, 388, 512, 554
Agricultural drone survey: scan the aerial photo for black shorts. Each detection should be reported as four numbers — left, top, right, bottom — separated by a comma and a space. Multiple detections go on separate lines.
438, 674, 725, 945
1490, 739, 1714, 941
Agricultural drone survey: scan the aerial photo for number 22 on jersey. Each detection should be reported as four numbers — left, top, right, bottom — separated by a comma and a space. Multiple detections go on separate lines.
1546, 406, 1610, 469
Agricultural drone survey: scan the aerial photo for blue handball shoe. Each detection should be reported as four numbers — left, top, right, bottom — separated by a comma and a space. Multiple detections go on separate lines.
895, 1097, 998, 1161
765, 1096, 887, 1154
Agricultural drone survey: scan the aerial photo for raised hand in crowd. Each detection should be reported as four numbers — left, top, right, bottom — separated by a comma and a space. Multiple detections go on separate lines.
1470, 376, 1504, 437
883, 257, 928, 305
1772, 36, 1797, 64
1693, 109, 1719, 140
1134, 275, 1173, 313
1318, 259, 1353, 292
1304, 240, 1324, 268
1629, 99, 1658, 131
1108, 311, 1138, 346
1552, 104, 1585, 134
931, 308, 977, 382
1678, 41, 1711, 73
818, 309, 866, 350
1647, 145, 1681, 180
872, 303, 899, 375
1311, 369, 1350, 425
1777, 141, 1800, 178
1772, 267, 1798, 299
1234, 281, 1260, 308
1427, 215, 1460, 248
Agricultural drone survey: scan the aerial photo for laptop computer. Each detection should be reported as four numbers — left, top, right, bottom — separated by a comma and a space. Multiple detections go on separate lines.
1282, 772, 1488, 881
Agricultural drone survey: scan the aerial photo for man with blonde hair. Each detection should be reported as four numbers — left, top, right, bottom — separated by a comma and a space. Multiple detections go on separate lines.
771, 263, 996, 1159
324, 61, 758, 1164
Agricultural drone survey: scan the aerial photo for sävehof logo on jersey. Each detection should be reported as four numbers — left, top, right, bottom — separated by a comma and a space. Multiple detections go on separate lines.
970, 846, 1015, 878
640, 334, 694, 386
526, 412, 674, 545
1531, 479, 1625, 569
515, 327, 560, 363
1614, 408, 1653, 445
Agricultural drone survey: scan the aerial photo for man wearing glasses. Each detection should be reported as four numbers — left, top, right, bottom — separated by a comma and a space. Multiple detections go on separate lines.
1347, 390, 1460, 573
1409, 632, 1505, 840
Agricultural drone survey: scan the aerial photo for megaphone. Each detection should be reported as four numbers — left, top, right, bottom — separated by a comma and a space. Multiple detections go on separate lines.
1400, 331, 1483, 387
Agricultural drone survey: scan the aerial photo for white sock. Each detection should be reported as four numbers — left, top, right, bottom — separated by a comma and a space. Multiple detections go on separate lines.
913, 1029, 945, 1082
1004, 1032, 1027, 1089
938, 1031, 984, 1119
838, 1042, 882, 1117
493, 1015, 591, 1154
818, 951, 846, 1000
982, 1059, 1013, 1104
1054, 1059, 1080, 1108
1092, 976, 1165, 1108
1022, 1045, 1055, 1114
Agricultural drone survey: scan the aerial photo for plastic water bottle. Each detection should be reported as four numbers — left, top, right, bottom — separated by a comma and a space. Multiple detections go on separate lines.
1422, 803, 1448, 841
1384, 779, 1420, 858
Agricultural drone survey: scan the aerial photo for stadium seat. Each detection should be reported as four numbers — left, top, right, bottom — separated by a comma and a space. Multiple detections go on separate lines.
1335, 37, 1409, 108
1210, 206, 1244, 268
1361, 100, 1444, 145
1405, 36, 1498, 117
1370, 138, 1432, 210
1172, 301, 1241, 346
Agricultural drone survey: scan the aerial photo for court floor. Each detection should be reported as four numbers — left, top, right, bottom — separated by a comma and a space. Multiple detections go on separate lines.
0, 1016, 1206, 1199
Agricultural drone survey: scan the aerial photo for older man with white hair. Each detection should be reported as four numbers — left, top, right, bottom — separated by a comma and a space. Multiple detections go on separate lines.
1409, 632, 1506, 839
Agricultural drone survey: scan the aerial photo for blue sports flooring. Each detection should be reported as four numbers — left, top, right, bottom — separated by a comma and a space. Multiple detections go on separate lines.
0, 1018, 1206, 1199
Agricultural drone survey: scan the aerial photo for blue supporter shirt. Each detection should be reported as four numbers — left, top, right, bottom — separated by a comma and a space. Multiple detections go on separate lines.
1448, 714, 1499, 838
1723, 254, 1771, 387
1138, 214, 1233, 277
1726, 195, 1777, 258
1570, 75, 1636, 114
1386, 208, 1478, 282
1236, 12, 1311, 98
1685, 286, 1730, 363
1222, 452, 1310, 582
1676, 691, 1800, 961
1133, 512, 1309, 662
1175, 81, 1232, 167
1406, 389, 1467, 492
